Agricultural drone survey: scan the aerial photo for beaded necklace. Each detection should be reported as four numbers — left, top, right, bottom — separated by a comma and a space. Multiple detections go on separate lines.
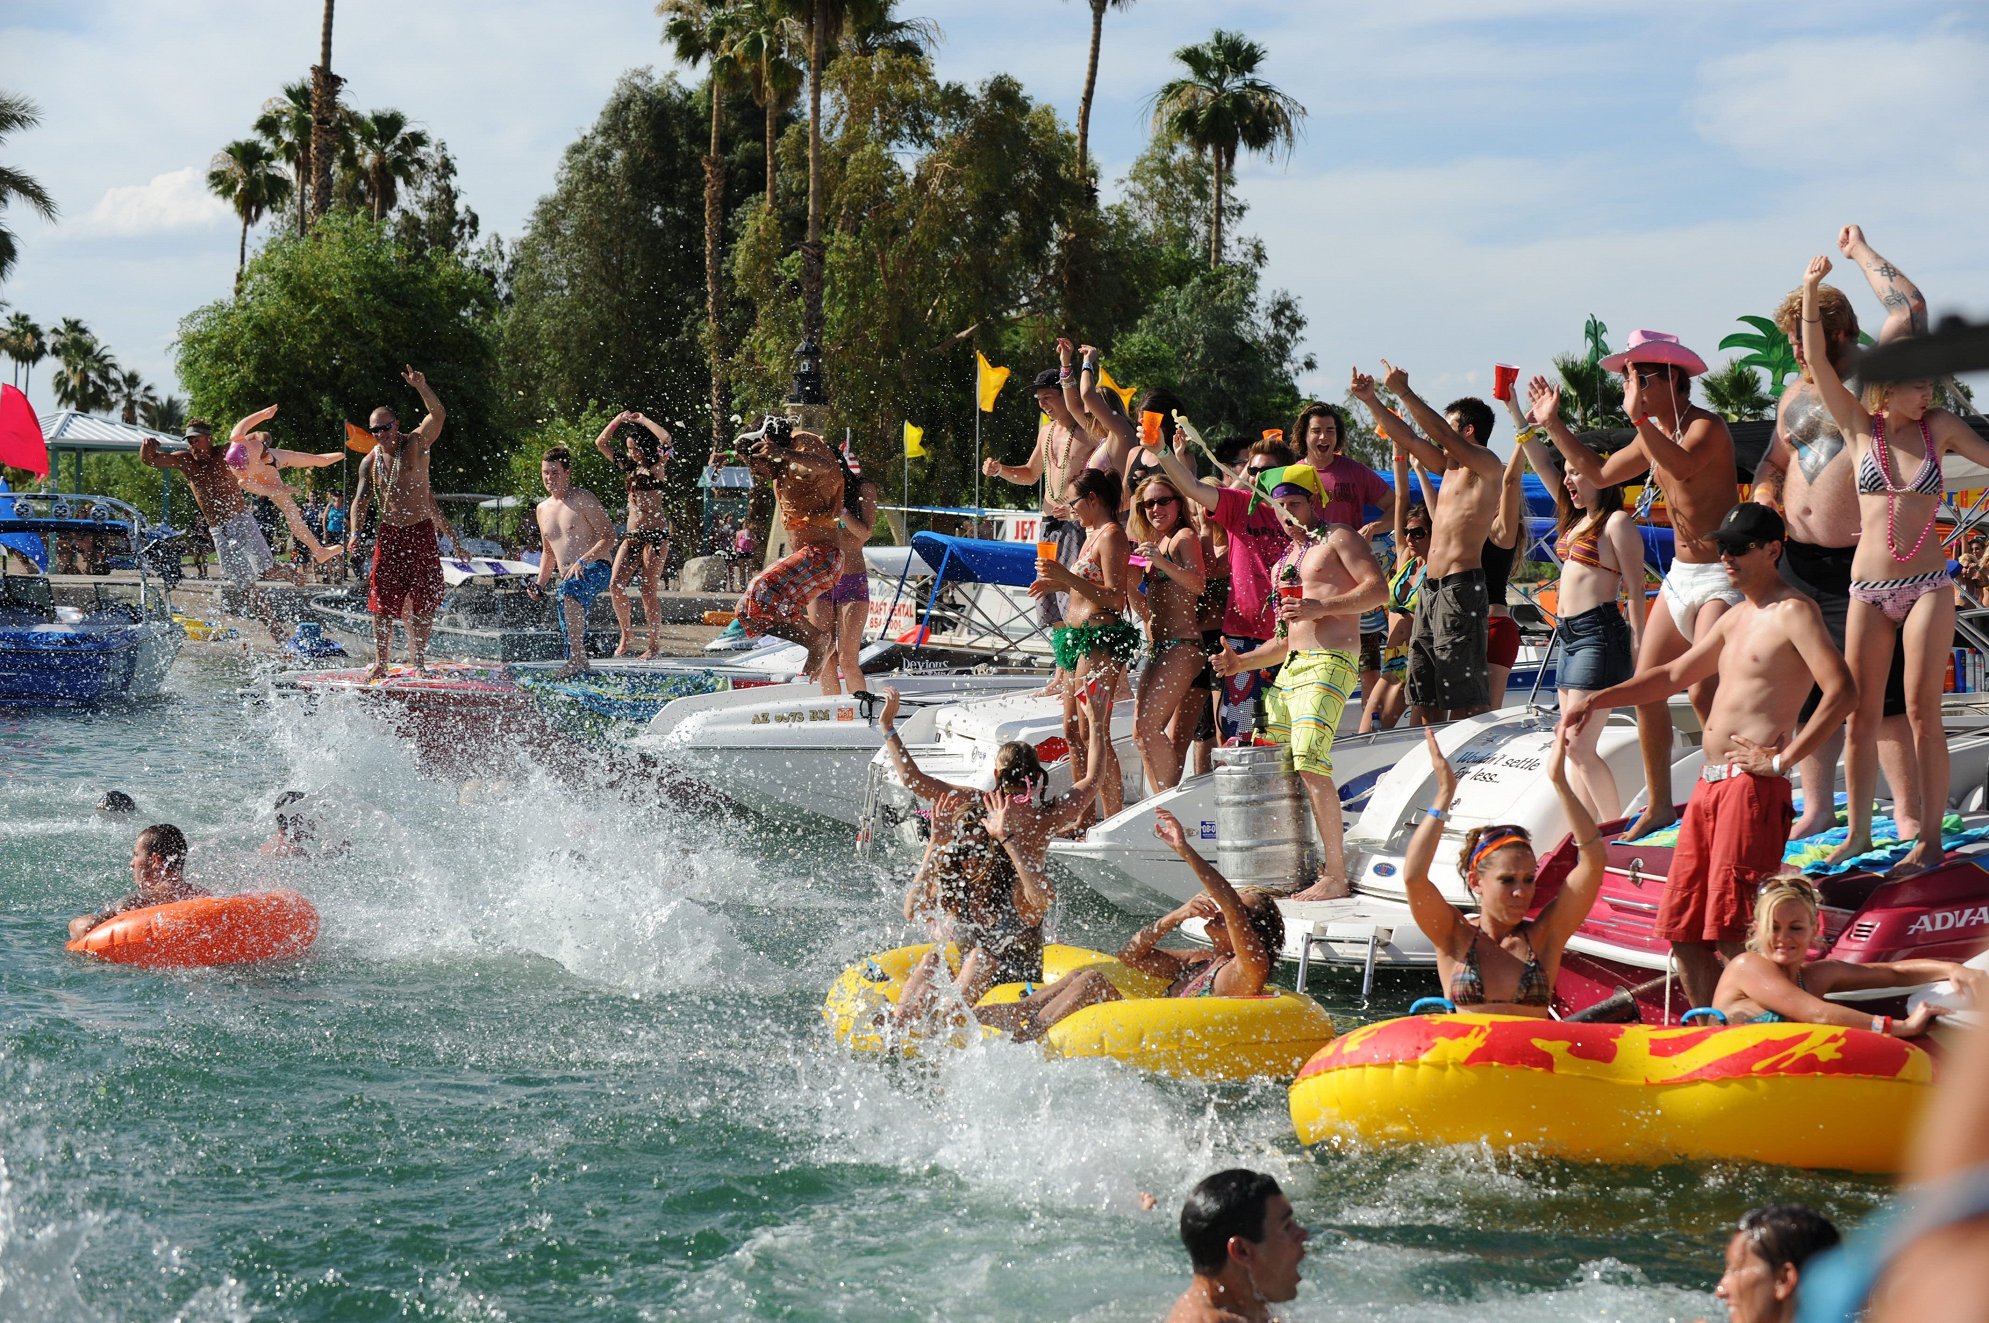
1872, 414, 1942, 564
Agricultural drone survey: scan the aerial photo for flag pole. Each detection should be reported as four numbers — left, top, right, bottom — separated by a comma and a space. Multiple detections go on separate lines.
972, 355, 982, 533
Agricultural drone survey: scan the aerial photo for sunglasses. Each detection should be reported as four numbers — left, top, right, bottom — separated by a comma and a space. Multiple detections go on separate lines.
1139, 496, 1178, 510
368, 423, 395, 434
1245, 465, 1277, 476
1632, 367, 1669, 387
1404, 527, 1431, 540
1717, 540, 1765, 557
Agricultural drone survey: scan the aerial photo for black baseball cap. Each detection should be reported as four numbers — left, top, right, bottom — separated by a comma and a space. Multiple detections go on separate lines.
1033, 368, 1064, 392
1711, 501, 1785, 553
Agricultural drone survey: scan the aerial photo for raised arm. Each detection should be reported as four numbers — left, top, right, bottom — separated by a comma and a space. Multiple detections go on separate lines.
629, 411, 674, 458
1800, 256, 1868, 438
876, 687, 967, 803
403, 366, 445, 447
1076, 344, 1136, 455
1352, 369, 1446, 473
230, 404, 279, 444
1528, 376, 1650, 488
593, 411, 632, 465
982, 791, 1056, 929
137, 436, 185, 471
1515, 418, 1574, 529
1385, 361, 1506, 482
1490, 444, 1527, 549
1151, 417, 1223, 511
1402, 727, 1473, 958
268, 446, 345, 470
1529, 729, 1609, 952
1157, 809, 1273, 991
1840, 224, 1928, 344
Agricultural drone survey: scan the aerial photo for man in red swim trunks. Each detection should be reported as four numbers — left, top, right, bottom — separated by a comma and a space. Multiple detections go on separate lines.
67, 824, 208, 940
735, 418, 845, 679
348, 366, 447, 679
1561, 503, 1854, 1008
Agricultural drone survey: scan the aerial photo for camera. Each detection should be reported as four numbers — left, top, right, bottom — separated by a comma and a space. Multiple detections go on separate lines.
736, 414, 795, 449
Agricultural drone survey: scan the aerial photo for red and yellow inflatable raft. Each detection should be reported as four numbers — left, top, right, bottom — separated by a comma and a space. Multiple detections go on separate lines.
1289, 1013, 1931, 1173
66, 891, 320, 969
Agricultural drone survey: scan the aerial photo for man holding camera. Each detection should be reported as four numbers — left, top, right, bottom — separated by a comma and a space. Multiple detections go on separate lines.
735, 418, 846, 687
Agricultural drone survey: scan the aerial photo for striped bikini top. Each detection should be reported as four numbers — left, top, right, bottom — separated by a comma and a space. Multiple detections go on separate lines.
1555, 519, 1605, 570
1857, 415, 1942, 497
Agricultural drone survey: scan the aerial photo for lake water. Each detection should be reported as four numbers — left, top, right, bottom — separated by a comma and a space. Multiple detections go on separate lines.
0, 654, 1886, 1320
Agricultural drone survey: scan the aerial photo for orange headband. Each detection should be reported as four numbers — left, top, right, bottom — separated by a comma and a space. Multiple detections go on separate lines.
1469, 831, 1531, 870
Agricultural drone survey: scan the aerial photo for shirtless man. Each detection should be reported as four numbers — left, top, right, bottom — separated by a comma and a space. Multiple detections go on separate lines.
528, 447, 618, 677
1537, 330, 1738, 841
735, 419, 845, 674
1752, 225, 1929, 841
346, 366, 447, 678
1351, 363, 1506, 723
1166, 1169, 1311, 1323
1561, 503, 1854, 1009
138, 419, 302, 643
983, 363, 1089, 626
1212, 464, 1386, 900
68, 824, 208, 941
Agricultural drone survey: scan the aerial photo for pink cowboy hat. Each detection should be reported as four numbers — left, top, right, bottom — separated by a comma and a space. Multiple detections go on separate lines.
1600, 329, 1708, 377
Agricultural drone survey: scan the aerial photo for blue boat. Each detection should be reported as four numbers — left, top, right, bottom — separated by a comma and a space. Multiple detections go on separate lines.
0, 493, 181, 704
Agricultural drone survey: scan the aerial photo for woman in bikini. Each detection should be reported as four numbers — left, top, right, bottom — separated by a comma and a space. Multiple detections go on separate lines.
1030, 468, 1135, 820
1802, 254, 1989, 872
1127, 472, 1207, 794
223, 404, 346, 565
592, 410, 673, 658
976, 808, 1283, 1042
1359, 445, 1432, 732
1711, 875, 1978, 1033
810, 448, 879, 697
1516, 427, 1645, 820
1405, 723, 1607, 1016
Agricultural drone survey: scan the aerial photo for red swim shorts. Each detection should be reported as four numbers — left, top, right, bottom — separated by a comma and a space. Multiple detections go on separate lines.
1658, 770, 1793, 944
368, 519, 445, 617
738, 542, 840, 636
1487, 613, 1521, 668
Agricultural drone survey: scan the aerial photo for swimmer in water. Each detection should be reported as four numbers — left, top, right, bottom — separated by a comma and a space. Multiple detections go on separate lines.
224, 404, 347, 565
68, 824, 209, 940
1166, 1169, 1310, 1323
96, 789, 136, 815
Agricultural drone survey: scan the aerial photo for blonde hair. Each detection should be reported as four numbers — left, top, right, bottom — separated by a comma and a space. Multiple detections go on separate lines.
1127, 475, 1187, 544
1773, 284, 1858, 382
1748, 875, 1820, 955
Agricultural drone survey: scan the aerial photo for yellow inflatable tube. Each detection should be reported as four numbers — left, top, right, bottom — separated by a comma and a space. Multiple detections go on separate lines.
823, 943, 1337, 1082
1288, 1013, 1933, 1173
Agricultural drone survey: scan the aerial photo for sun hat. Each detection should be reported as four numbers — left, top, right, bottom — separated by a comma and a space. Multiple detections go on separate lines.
1599, 329, 1709, 377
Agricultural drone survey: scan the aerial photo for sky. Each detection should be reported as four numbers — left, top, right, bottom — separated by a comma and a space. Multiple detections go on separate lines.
6, 0, 1989, 422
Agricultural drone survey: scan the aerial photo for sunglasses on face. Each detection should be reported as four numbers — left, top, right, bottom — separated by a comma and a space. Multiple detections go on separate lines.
1405, 527, 1431, 540
1718, 540, 1764, 558
1633, 367, 1668, 387
1246, 465, 1276, 476
368, 423, 395, 434
1139, 496, 1178, 510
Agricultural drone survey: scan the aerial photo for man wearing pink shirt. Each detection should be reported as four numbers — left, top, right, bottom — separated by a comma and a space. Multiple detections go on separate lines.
1294, 402, 1390, 530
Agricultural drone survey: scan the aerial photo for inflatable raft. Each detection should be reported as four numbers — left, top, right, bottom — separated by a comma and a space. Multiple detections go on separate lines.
824, 942, 1337, 1081
67, 891, 320, 968
1288, 1013, 1932, 1173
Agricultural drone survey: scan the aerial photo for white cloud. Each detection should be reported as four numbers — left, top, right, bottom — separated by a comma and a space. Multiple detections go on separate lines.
73, 168, 231, 238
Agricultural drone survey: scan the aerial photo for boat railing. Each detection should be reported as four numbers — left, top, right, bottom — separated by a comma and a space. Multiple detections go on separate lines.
0, 492, 172, 616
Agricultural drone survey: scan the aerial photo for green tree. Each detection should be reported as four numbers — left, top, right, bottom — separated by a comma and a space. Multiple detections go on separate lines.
1702, 357, 1773, 422
176, 211, 502, 489
1717, 315, 1801, 396
346, 108, 432, 221
1553, 352, 1625, 431
729, 0, 805, 209
310, 0, 341, 225
661, 0, 739, 457
1149, 29, 1304, 269
255, 79, 317, 236
0, 91, 60, 286
52, 331, 118, 413
111, 367, 156, 424
208, 137, 294, 294
2, 311, 46, 392
141, 394, 188, 433
1069, 0, 1134, 191
388, 143, 482, 263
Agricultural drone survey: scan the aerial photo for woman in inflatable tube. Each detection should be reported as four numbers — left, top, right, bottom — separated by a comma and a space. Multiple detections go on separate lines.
975, 809, 1284, 1041
879, 685, 1107, 1029
1711, 875, 1982, 1035
1405, 724, 1608, 1015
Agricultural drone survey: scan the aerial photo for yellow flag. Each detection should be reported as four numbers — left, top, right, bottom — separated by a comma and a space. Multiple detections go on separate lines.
903, 421, 927, 459
1097, 366, 1138, 414
975, 351, 1010, 413
1039, 411, 1052, 429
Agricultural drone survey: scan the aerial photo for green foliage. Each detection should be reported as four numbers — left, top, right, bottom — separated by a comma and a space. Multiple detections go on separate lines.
1701, 357, 1774, 422
1717, 315, 1800, 396
1553, 353, 1626, 431
175, 210, 502, 489
0, 90, 60, 287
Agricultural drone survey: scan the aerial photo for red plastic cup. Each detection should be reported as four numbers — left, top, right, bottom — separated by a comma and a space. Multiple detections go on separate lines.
1277, 583, 1304, 605
1493, 363, 1520, 402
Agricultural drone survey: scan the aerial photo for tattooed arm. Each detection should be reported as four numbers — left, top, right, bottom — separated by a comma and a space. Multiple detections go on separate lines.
1839, 224, 1928, 345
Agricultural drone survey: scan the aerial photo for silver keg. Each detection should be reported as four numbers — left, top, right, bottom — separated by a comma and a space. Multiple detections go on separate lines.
1212, 743, 1314, 889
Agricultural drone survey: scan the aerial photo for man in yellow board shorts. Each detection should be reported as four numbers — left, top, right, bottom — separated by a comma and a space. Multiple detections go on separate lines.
1212, 465, 1385, 900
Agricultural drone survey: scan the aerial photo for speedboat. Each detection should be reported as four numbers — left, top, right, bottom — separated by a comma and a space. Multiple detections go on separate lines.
0, 494, 180, 704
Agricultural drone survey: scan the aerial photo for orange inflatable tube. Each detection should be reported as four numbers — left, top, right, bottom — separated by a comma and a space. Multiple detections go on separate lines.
66, 891, 320, 968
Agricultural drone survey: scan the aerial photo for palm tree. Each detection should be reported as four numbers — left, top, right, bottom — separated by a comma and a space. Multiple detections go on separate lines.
208, 138, 295, 293
141, 394, 188, 434
1717, 315, 1802, 397
349, 109, 432, 221
1702, 358, 1774, 423
0, 92, 61, 287
111, 368, 156, 425
256, 79, 317, 236
2, 311, 46, 392
1553, 353, 1626, 432
52, 332, 117, 413
311, 0, 342, 225
729, 0, 805, 208
662, 0, 738, 453
1149, 29, 1306, 269
1068, 0, 1135, 191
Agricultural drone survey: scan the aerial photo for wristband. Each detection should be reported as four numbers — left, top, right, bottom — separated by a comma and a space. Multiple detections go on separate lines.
1425, 807, 1447, 820
1770, 752, 1784, 776
1513, 426, 1545, 445
1872, 1015, 1891, 1035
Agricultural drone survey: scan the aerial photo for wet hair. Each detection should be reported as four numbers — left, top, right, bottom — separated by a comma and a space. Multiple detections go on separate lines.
990, 740, 1046, 797
1735, 1204, 1840, 1276
1444, 397, 1497, 446
1748, 875, 1821, 955
542, 446, 573, 469
627, 429, 664, 468
1137, 387, 1186, 448
1245, 438, 1298, 467
1774, 285, 1859, 378
1128, 475, 1189, 543
97, 790, 137, 814
1180, 1169, 1284, 1274
1293, 402, 1348, 451
1068, 467, 1122, 512
1458, 824, 1535, 880
1236, 886, 1286, 957
272, 789, 314, 837
136, 823, 189, 870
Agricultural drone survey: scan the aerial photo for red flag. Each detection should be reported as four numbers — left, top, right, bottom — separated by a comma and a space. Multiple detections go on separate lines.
0, 385, 48, 477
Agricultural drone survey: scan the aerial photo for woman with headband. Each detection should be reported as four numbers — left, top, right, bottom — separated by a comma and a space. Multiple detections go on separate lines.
1403, 724, 1608, 1015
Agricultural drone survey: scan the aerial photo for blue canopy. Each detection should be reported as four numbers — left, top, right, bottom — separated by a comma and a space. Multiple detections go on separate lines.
907, 532, 1039, 589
